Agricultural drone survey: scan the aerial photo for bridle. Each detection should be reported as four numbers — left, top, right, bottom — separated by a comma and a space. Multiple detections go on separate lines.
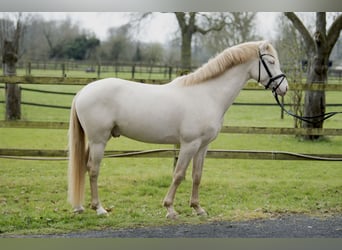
257, 51, 286, 92
258, 51, 342, 124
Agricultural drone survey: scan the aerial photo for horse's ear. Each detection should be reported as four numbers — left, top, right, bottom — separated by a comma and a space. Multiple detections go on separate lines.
259, 41, 270, 52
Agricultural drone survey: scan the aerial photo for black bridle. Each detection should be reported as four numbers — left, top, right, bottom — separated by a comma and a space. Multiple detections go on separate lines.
258, 51, 342, 124
258, 51, 286, 92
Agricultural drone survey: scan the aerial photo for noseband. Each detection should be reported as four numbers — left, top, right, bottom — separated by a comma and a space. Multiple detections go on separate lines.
258, 51, 286, 93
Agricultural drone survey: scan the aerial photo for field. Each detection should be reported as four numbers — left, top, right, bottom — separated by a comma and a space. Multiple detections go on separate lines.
0, 72, 341, 236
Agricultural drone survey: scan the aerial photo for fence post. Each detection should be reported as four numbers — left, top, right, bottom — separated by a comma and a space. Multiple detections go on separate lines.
3, 40, 21, 120
61, 63, 66, 77
97, 64, 101, 78
169, 66, 173, 80
131, 64, 135, 79
114, 62, 118, 77
26, 61, 31, 75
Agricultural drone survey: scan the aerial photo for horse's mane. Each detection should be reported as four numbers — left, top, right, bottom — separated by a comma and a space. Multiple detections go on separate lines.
178, 41, 274, 86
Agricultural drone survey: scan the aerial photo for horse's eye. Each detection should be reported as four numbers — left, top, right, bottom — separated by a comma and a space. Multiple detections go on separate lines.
268, 59, 275, 65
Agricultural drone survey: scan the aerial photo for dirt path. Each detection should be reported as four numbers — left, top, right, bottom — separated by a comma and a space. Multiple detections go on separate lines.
5, 215, 342, 238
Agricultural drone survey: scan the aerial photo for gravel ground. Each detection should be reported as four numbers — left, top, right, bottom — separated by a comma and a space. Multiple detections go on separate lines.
5, 215, 342, 238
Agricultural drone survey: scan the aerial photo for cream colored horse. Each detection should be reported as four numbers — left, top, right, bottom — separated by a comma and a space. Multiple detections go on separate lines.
68, 41, 288, 218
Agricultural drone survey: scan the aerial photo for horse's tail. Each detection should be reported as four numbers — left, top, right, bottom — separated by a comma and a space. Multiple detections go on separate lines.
68, 97, 88, 209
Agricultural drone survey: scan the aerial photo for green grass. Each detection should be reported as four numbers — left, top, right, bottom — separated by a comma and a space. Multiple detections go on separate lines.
0, 76, 341, 236
0, 158, 341, 235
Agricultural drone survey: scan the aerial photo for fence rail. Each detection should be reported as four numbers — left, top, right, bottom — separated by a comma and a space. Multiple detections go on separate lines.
1, 75, 342, 91
0, 121, 341, 136
8, 59, 342, 82
11, 60, 186, 80
0, 148, 341, 161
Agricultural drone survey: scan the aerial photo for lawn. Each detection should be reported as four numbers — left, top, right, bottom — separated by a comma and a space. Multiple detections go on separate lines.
0, 77, 341, 235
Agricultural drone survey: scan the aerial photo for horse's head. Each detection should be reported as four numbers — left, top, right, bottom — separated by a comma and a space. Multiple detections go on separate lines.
253, 41, 288, 97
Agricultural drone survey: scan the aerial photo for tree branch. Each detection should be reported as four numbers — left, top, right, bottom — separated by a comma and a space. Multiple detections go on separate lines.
284, 12, 315, 55
42, 28, 54, 50
326, 14, 342, 55
195, 22, 225, 35
195, 14, 226, 35
13, 13, 23, 54
316, 12, 326, 37
174, 12, 186, 31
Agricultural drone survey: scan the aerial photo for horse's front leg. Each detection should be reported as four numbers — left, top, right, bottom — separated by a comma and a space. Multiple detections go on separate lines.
88, 142, 108, 216
163, 141, 200, 219
190, 145, 208, 216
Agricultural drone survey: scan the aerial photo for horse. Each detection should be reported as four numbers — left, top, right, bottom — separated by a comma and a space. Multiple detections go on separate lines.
68, 41, 288, 219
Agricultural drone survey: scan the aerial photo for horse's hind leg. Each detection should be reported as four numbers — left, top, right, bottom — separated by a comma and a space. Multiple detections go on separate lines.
87, 141, 108, 216
190, 145, 208, 216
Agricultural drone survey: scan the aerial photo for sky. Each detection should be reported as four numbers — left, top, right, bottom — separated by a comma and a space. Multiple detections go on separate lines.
30, 12, 279, 43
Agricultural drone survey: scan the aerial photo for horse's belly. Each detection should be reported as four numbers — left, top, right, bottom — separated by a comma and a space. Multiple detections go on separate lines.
118, 124, 179, 144
114, 94, 182, 144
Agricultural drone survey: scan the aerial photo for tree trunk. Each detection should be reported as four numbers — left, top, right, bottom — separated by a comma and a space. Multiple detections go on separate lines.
180, 31, 192, 71
303, 55, 327, 139
5, 84, 21, 120
303, 14, 329, 140
175, 12, 195, 72
3, 40, 21, 120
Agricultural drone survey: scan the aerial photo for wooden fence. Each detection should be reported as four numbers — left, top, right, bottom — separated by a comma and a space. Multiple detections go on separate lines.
11, 59, 342, 81
0, 75, 342, 161
0, 120, 342, 136
0, 121, 341, 161
1, 148, 342, 161
14, 60, 185, 80
1, 75, 342, 90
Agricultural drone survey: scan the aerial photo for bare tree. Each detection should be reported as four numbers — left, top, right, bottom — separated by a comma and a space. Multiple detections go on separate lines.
174, 12, 227, 71
20, 15, 50, 60
201, 12, 260, 56
42, 18, 82, 59
142, 42, 164, 63
0, 13, 26, 120
131, 12, 227, 70
284, 12, 342, 139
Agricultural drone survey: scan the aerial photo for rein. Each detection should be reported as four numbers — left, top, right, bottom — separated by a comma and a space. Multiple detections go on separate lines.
258, 51, 342, 124
273, 92, 342, 124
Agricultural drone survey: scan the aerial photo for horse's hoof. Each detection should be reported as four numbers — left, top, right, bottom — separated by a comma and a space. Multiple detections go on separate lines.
196, 207, 208, 217
73, 206, 85, 214
197, 210, 208, 217
192, 205, 208, 217
166, 212, 178, 220
96, 207, 109, 216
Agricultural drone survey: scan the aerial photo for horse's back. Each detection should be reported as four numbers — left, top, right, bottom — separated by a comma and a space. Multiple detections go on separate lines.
76, 78, 129, 102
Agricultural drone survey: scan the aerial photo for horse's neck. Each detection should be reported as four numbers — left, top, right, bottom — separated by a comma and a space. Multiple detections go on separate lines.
203, 62, 252, 113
